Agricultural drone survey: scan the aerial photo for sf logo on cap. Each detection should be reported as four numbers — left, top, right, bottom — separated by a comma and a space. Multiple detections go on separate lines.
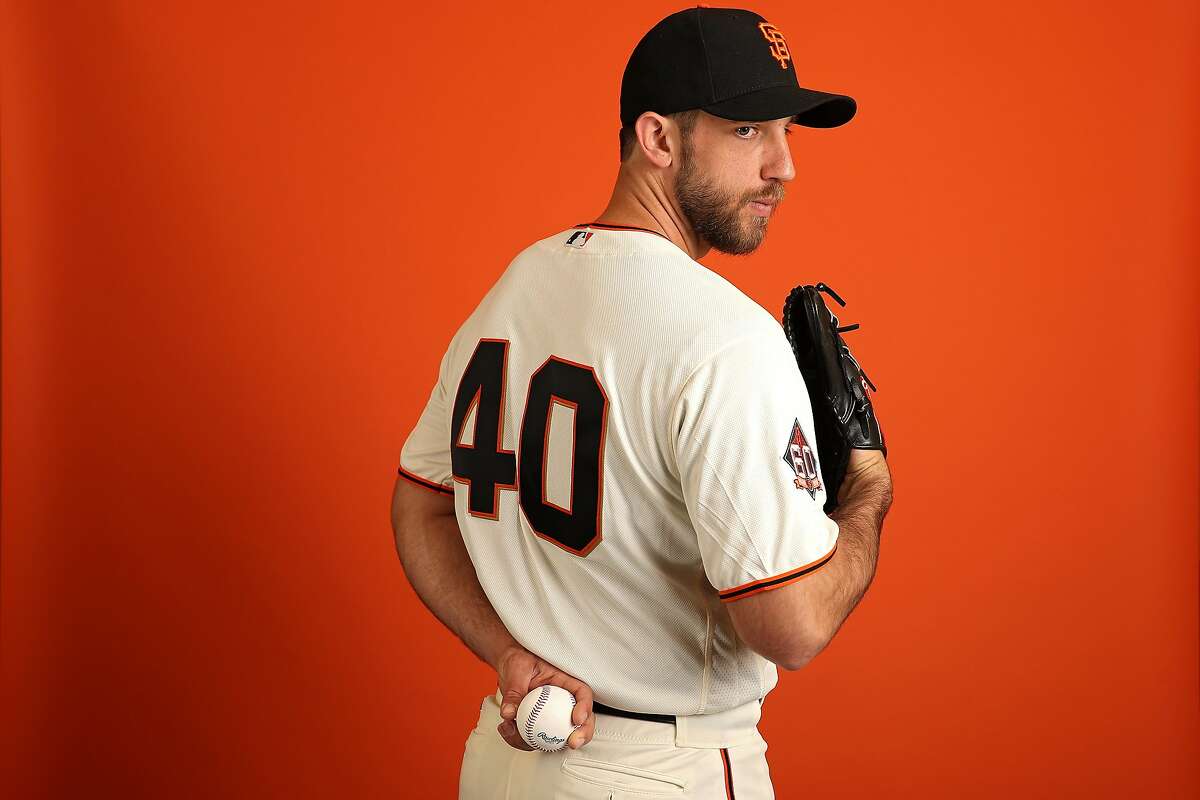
757, 22, 792, 70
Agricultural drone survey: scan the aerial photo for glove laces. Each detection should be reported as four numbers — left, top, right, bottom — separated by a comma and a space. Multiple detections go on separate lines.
816, 282, 878, 393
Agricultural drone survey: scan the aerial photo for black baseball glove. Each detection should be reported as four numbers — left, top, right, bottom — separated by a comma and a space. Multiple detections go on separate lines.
782, 282, 886, 514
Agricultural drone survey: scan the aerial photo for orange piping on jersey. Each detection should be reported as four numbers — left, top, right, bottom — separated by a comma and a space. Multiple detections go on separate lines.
397, 464, 453, 495
717, 543, 838, 602
589, 359, 609, 557
720, 748, 736, 799
573, 221, 672, 241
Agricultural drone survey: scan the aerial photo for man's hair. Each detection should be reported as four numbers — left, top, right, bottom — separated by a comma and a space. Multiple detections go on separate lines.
618, 108, 702, 163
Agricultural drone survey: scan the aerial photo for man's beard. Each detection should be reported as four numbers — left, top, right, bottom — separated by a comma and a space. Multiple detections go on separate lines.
674, 134, 770, 256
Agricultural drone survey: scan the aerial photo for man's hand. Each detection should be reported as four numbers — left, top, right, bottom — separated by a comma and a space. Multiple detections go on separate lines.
495, 645, 595, 751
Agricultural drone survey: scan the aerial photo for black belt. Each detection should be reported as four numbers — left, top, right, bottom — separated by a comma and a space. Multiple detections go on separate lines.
592, 697, 765, 724
592, 701, 675, 725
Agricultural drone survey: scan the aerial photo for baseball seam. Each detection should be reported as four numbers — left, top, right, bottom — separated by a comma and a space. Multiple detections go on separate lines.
524, 687, 551, 749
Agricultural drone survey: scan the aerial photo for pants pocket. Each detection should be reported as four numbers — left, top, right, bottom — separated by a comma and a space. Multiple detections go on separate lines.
560, 756, 686, 797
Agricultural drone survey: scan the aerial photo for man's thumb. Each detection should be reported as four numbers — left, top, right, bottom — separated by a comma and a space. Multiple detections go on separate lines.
499, 682, 530, 719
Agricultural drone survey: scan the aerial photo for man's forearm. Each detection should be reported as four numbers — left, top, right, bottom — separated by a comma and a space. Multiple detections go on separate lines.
393, 508, 518, 670
803, 474, 892, 652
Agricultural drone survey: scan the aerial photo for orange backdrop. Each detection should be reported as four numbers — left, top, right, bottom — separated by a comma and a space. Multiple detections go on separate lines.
3, 1, 1197, 797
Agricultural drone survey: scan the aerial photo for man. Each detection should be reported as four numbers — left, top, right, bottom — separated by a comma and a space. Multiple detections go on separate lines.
391, 6, 893, 798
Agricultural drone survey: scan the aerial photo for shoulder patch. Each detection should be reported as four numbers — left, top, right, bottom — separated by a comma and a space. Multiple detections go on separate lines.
781, 417, 822, 500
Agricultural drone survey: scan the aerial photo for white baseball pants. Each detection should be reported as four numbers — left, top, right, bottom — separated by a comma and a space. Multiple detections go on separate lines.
459, 691, 775, 799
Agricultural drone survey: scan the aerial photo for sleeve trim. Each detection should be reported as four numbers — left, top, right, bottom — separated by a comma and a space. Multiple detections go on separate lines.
717, 543, 838, 602
397, 465, 453, 496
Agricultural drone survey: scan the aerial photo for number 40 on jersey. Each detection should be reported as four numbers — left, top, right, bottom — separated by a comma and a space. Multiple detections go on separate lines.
450, 338, 608, 558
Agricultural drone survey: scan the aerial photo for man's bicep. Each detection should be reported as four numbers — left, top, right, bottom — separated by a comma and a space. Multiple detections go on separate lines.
392, 474, 456, 533
723, 575, 830, 670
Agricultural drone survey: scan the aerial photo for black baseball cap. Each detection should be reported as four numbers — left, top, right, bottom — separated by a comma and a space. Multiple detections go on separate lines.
620, 6, 856, 129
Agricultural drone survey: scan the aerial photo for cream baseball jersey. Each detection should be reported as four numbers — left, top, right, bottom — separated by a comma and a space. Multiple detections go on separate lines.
398, 222, 839, 715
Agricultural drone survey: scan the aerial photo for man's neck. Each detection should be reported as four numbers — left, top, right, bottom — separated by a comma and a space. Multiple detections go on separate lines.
592, 178, 709, 261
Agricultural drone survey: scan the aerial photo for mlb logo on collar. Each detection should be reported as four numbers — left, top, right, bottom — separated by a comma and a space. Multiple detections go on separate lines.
564, 230, 594, 248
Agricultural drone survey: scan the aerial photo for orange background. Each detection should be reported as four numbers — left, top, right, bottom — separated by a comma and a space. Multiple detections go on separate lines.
3, 1, 1197, 797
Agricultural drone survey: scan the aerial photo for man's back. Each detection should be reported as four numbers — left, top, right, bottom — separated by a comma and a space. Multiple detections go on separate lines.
400, 223, 840, 715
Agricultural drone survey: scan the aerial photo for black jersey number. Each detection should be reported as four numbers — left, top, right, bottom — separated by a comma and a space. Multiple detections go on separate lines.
449, 338, 607, 557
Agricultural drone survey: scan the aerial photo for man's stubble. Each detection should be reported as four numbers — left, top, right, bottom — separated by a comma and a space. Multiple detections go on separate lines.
673, 132, 769, 257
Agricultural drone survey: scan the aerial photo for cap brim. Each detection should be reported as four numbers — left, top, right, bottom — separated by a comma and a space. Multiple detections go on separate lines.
702, 84, 857, 128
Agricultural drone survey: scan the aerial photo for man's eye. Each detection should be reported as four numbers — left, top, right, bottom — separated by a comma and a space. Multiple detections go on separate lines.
735, 126, 793, 138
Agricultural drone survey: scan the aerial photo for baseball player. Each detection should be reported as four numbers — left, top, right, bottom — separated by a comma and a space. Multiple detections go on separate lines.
391, 6, 893, 798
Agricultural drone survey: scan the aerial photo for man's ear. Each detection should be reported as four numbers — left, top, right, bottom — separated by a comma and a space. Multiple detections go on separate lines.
633, 112, 676, 169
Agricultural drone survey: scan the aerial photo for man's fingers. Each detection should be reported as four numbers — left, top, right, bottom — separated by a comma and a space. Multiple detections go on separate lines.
544, 672, 586, 699
566, 710, 595, 750
497, 719, 534, 751
547, 674, 594, 728
494, 650, 596, 751
535, 673, 593, 726
569, 683, 593, 727
498, 670, 535, 720
496, 647, 536, 721
499, 697, 519, 721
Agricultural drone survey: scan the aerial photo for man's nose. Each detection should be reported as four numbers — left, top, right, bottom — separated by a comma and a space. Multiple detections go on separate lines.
764, 131, 796, 184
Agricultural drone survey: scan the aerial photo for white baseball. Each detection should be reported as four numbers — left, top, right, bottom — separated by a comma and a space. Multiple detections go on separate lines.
515, 685, 578, 752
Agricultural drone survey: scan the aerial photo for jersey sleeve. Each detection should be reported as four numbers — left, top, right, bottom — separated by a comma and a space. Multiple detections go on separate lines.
672, 326, 839, 602
398, 352, 454, 496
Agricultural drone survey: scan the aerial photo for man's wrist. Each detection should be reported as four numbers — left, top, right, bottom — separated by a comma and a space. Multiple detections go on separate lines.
836, 464, 892, 519
486, 637, 525, 672
833, 474, 892, 532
